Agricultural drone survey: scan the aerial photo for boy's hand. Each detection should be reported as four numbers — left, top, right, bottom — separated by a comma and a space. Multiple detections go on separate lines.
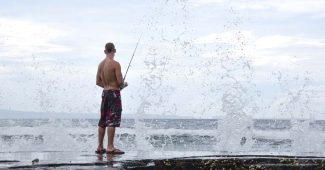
120, 82, 128, 90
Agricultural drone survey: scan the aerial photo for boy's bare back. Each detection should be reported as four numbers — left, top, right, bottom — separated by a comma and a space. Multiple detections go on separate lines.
96, 58, 123, 90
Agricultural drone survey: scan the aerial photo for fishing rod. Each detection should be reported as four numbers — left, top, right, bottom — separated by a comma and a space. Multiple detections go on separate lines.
120, 33, 142, 90
123, 33, 143, 81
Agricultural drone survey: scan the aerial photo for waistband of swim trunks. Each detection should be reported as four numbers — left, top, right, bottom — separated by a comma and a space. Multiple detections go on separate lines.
103, 89, 120, 92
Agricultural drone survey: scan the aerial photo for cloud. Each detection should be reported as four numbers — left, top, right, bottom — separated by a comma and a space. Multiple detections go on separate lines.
195, 30, 253, 44
0, 17, 71, 58
252, 34, 324, 67
253, 35, 324, 67
252, 54, 309, 68
240, 0, 325, 15
195, 30, 325, 50
192, 0, 325, 17
189, 0, 224, 7
195, 31, 323, 67
195, 30, 325, 51
256, 35, 325, 50
0, 65, 10, 75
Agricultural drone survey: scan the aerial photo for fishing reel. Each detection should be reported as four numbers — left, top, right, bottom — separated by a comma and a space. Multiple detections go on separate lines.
120, 82, 128, 90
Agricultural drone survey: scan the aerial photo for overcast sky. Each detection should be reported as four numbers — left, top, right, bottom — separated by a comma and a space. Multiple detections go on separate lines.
0, 0, 325, 119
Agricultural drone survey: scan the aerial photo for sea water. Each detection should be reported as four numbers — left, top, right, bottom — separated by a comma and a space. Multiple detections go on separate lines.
1, 118, 324, 156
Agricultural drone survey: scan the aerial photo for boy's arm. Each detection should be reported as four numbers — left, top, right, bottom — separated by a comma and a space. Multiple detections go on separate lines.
115, 62, 124, 87
96, 63, 104, 88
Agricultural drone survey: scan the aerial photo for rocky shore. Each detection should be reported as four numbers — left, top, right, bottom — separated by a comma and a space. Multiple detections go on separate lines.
6, 155, 325, 169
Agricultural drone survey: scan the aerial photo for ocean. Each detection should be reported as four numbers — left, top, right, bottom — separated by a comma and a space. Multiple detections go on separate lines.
1, 118, 325, 168
1, 118, 324, 153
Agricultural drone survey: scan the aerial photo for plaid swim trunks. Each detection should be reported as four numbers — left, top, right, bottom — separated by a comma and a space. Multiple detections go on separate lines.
98, 90, 122, 128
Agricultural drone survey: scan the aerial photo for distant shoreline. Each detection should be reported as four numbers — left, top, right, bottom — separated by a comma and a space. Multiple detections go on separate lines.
1, 109, 324, 120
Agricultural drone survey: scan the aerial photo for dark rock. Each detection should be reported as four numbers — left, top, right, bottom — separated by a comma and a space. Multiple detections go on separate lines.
32, 158, 39, 164
8, 155, 325, 169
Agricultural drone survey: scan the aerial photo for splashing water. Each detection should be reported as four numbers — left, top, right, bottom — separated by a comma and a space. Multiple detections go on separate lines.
0, 0, 322, 158
130, 0, 318, 156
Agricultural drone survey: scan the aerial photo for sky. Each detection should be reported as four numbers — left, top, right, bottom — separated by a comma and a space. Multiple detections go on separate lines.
0, 0, 325, 119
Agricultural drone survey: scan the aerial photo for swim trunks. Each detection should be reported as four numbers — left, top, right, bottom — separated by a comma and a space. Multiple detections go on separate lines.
98, 90, 122, 128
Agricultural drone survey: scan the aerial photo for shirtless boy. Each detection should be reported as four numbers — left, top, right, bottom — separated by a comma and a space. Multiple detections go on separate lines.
95, 42, 126, 154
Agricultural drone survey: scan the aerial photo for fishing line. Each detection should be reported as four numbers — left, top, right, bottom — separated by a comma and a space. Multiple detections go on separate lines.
123, 33, 143, 81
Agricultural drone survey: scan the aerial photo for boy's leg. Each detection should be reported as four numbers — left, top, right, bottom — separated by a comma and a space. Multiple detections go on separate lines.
97, 126, 106, 150
107, 127, 115, 151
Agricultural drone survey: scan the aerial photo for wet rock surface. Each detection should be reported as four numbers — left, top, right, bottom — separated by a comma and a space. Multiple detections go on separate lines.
7, 155, 325, 169
152, 157, 325, 170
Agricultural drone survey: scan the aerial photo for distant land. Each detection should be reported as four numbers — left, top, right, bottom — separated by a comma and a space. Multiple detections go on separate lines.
0, 109, 193, 119
1, 109, 324, 120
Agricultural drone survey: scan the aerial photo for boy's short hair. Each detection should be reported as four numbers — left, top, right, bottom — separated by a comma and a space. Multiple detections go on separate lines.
105, 42, 116, 53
